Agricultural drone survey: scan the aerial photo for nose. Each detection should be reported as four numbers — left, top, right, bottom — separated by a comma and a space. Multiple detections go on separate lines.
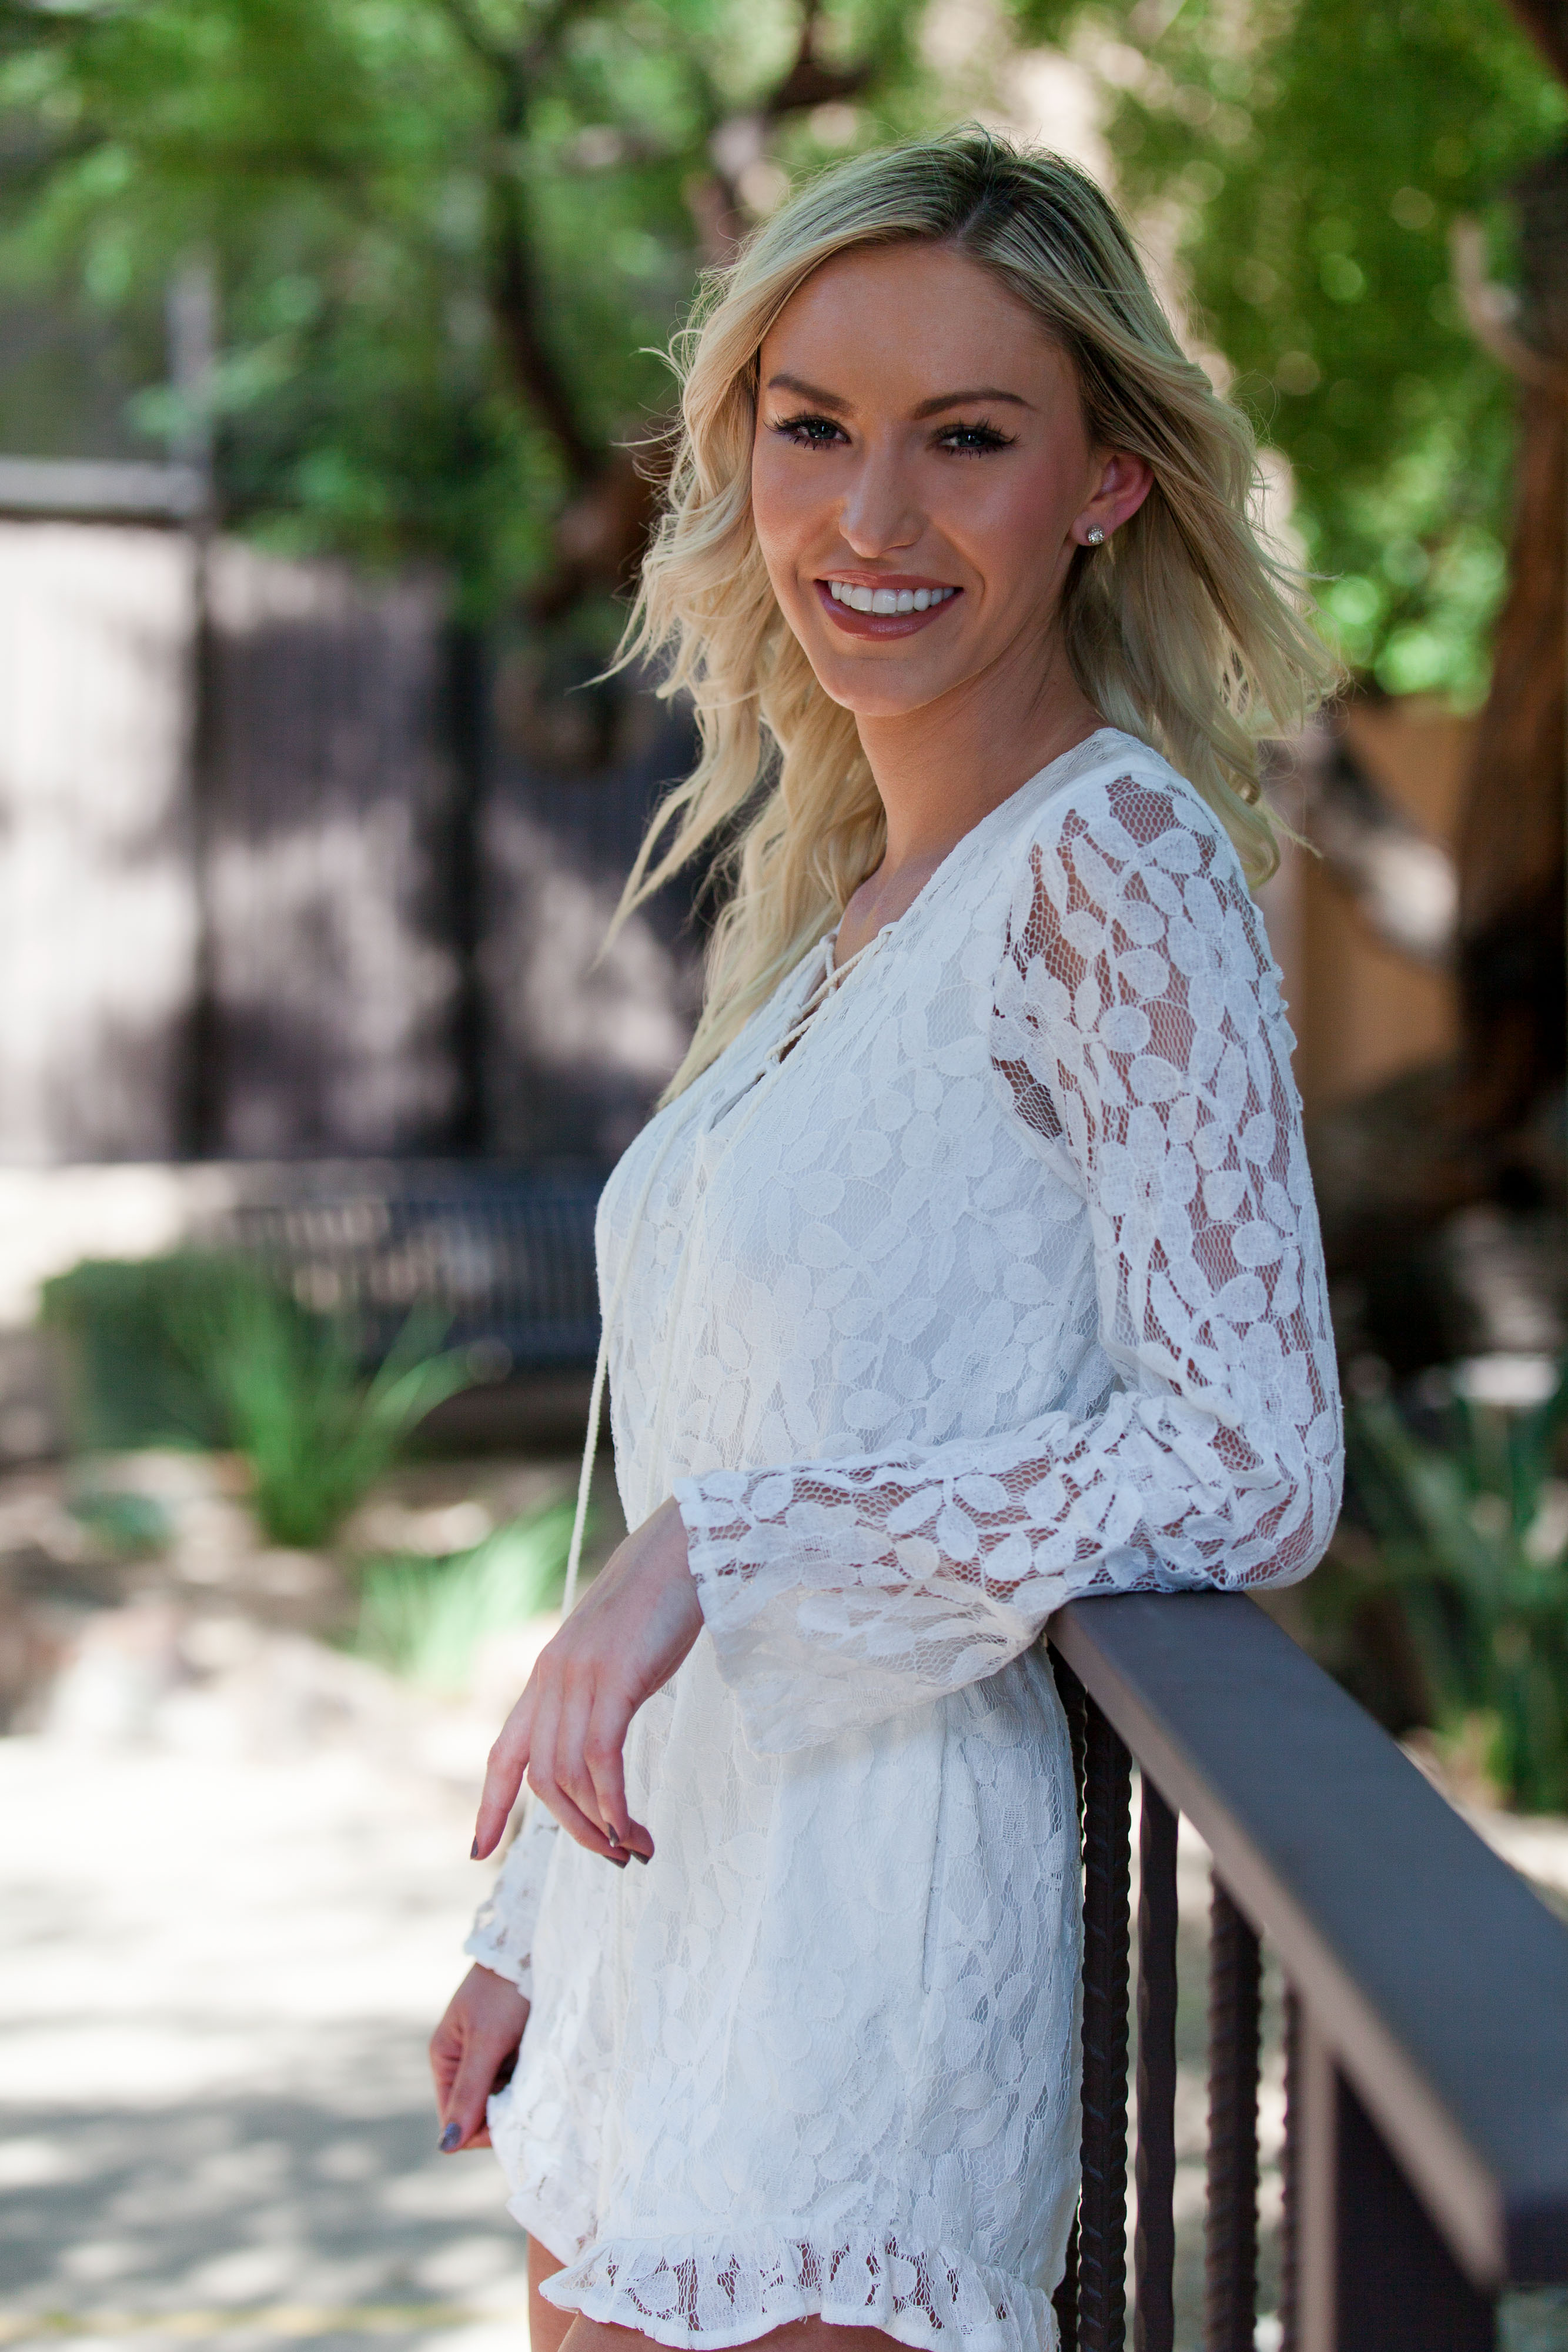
837, 439, 922, 557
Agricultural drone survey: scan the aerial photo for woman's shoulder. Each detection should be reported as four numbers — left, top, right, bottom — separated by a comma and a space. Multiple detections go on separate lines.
1019, 727, 1226, 854
998, 727, 1256, 909
979, 727, 1277, 1004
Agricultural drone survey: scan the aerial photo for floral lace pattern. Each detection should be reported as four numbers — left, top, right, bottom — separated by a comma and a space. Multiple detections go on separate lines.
676, 763, 1339, 1752
465, 1798, 557, 2001
471, 730, 1342, 2352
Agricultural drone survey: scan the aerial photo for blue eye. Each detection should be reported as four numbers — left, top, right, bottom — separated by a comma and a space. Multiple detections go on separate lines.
774, 413, 845, 448
938, 423, 1013, 456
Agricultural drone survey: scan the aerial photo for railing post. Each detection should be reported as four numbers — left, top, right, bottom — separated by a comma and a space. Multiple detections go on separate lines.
1053, 1658, 1086, 2352
1293, 2003, 1496, 2352
1205, 1882, 1261, 2352
1079, 1692, 1132, 2352
1134, 1778, 1178, 2352
1279, 1988, 1301, 2352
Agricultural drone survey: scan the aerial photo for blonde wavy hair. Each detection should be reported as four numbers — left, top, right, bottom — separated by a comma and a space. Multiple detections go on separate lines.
616, 127, 1333, 1097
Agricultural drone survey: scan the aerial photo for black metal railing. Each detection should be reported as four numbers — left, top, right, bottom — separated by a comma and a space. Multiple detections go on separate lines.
210, 1163, 605, 1368
1045, 1592, 1568, 2351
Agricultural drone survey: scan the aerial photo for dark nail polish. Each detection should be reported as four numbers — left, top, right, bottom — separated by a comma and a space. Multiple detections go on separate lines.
606, 1826, 620, 1847
631, 1850, 650, 1865
470, 1838, 480, 1859
439, 2123, 461, 2152
610, 1851, 629, 1868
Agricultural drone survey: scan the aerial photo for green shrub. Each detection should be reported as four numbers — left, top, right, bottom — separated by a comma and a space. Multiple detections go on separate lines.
41, 1254, 240, 1451
183, 1271, 476, 1549
42, 1252, 477, 1550
68, 1488, 174, 1560
352, 1501, 575, 1693
1337, 1361, 1568, 1811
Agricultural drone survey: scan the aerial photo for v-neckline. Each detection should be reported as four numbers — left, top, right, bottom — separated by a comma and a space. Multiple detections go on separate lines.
825, 724, 1122, 969
700, 724, 1126, 1131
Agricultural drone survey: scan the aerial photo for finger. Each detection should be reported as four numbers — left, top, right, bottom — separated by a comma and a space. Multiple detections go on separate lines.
429, 2017, 461, 2103
553, 1667, 609, 1841
529, 1758, 628, 1859
442, 2035, 508, 2152
582, 1682, 650, 1859
473, 1684, 537, 1857
526, 1672, 626, 1859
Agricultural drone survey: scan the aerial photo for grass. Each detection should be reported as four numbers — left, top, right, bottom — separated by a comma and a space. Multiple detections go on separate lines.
185, 1275, 477, 1549
1329, 1355, 1568, 1811
350, 1499, 576, 1693
42, 1251, 481, 1552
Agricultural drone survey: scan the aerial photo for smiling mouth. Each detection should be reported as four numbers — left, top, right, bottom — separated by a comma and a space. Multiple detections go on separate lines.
815, 577, 962, 637
827, 578, 958, 615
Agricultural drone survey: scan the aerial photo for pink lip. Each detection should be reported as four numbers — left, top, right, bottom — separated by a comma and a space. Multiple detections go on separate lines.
813, 579, 964, 639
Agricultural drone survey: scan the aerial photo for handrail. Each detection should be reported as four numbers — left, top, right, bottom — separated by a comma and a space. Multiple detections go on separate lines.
0, 455, 206, 524
1047, 1591, 1568, 2344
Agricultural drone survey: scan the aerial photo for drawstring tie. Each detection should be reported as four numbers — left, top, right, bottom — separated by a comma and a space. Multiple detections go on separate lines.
559, 921, 887, 1617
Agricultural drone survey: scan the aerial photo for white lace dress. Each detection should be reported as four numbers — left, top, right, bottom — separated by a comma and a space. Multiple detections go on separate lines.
466, 727, 1342, 2352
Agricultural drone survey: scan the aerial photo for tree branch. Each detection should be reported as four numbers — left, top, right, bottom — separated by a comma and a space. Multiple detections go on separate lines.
490, 169, 600, 484
761, 0, 877, 120
1501, 0, 1568, 87
1450, 216, 1568, 390
433, 0, 514, 80
433, 0, 603, 489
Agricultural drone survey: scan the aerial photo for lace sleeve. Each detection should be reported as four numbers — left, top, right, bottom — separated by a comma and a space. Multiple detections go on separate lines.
463, 1797, 559, 2000
674, 771, 1342, 1755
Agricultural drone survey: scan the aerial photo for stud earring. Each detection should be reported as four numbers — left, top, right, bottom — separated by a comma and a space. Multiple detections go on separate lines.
1085, 525, 1106, 546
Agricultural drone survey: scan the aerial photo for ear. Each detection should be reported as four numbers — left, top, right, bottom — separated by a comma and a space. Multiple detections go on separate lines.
1073, 449, 1155, 549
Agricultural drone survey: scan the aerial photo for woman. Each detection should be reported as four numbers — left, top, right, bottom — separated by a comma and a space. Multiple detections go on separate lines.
430, 129, 1342, 2352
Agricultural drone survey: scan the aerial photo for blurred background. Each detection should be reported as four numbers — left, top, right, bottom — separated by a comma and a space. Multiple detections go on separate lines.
2, 1, 1568, 2347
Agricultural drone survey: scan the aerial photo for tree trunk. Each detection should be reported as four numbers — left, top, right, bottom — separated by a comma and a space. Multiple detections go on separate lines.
1454, 139, 1568, 1145
1455, 377, 1566, 1138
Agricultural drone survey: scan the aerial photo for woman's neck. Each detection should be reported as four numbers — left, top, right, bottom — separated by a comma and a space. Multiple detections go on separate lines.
837, 629, 1103, 957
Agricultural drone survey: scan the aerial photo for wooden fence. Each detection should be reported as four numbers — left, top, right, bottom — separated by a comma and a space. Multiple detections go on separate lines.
0, 519, 701, 1167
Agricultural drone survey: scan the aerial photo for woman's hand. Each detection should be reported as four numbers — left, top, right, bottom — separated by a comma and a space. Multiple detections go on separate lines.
429, 1963, 530, 2151
473, 1496, 702, 1866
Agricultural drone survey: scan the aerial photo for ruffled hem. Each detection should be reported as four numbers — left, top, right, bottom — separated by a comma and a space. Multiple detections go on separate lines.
533, 2224, 1061, 2352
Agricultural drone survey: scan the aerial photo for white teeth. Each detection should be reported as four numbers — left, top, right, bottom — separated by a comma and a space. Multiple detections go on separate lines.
826, 581, 956, 613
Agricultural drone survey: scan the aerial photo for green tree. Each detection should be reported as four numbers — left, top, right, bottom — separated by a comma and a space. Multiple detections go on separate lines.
0, 0, 931, 617
4, 0, 1562, 688
1027, 0, 1566, 700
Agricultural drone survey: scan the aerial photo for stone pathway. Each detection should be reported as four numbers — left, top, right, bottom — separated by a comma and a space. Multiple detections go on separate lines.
0, 1725, 533, 2352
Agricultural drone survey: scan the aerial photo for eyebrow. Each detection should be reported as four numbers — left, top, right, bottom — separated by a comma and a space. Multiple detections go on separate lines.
765, 373, 1035, 419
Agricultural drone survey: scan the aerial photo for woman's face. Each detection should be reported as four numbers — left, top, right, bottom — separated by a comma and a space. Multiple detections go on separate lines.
751, 242, 1152, 720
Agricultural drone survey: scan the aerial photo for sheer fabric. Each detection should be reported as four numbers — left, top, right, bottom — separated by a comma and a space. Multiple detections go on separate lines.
467, 1795, 557, 2002
468, 729, 1341, 2352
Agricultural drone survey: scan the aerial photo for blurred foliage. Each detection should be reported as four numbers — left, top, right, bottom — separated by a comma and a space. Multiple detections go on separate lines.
1323, 1364, 1568, 1810
68, 1486, 175, 1561
0, 0, 955, 616
352, 1496, 574, 1690
41, 1252, 475, 1548
0, 0, 1556, 677
42, 1253, 243, 1452
1029, 0, 1567, 701
186, 1274, 476, 1548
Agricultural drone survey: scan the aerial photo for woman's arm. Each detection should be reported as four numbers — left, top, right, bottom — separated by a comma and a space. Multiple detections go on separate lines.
473, 771, 1341, 1845
671, 771, 1342, 1752
473, 1498, 701, 1863
432, 1798, 561, 2149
